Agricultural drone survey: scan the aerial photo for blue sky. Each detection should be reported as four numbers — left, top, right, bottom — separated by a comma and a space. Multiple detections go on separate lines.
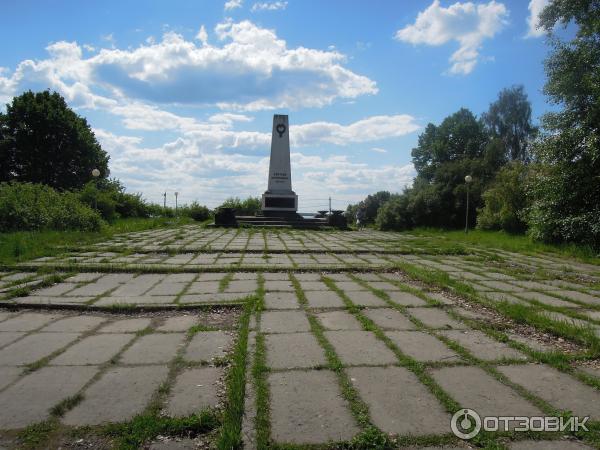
0, 0, 552, 210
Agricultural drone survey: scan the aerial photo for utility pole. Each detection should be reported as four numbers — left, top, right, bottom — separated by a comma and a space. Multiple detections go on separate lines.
464, 175, 473, 233
163, 192, 167, 211
329, 197, 332, 215
174, 192, 179, 216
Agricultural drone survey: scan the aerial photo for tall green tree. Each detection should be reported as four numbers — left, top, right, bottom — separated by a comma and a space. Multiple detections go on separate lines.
412, 108, 489, 182
0, 91, 109, 190
482, 85, 537, 161
527, 0, 600, 248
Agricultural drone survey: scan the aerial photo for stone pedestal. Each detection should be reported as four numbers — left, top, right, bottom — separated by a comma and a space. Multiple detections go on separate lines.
262, 115, 298, 213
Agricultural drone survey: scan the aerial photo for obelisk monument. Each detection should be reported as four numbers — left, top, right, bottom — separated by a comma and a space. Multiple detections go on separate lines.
261, 114, 298, 213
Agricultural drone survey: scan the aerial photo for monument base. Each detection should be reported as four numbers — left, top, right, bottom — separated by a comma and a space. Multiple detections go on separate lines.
261, 192, 298, 213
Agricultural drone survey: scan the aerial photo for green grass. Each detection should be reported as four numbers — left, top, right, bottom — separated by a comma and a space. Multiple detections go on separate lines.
0, 217, 194, 265
217, 296, 255, 449
405, 228, 600, 263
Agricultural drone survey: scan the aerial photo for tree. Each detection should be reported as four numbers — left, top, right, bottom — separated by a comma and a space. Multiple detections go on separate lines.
412, 108, 488, 182
482, 85, 537, 161
0, 91, 109, 190
477, 161, 531, 232
527, 0, 600, 248
407, 108, 501, 228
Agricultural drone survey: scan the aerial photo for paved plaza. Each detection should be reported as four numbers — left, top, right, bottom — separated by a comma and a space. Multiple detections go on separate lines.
0, 227, 599, 449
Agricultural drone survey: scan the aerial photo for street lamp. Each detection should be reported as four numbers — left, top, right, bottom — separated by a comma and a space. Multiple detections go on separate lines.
464, 175, 473, 233
174, 192, 179, 216
91, 168, 100, 210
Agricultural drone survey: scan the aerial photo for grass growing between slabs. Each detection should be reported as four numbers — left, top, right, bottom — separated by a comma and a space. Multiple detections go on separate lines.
0, 217, 196, 266
405, 228, 600, 264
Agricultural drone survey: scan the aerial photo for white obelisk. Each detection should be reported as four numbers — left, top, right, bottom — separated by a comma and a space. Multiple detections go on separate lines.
261, 114, 298, 213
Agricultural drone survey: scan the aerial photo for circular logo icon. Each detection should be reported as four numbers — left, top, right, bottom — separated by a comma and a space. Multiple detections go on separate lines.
451, 408, 481, 440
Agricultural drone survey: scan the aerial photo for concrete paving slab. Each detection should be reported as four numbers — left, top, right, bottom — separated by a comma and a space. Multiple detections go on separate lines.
264, 292, 299, 309
316, 310, 363, 330
0, 313, 63, 332
63, 366, 169, 426
163, 273, 196, 283
185, 281, 220, 294
120, 333, 186, 364
196, 273, 227, 281
363, 308, 416, 330
325, 331, 397, 365
51, 333, 133, 365
264, 280, 295, 292
431, 366, 542, 419
165, 367, 222, 416
266, 333, 326, 369
262, 273, 290, 280
424, 291, 455, 305
185, 331, 232, 362
344, 291, 388, 307
99, 318, 152, 333
157, 316, 198, 332
439, 330, 527, 361
497, 364, 600, 419
0, 332, 25, 348
0, 332, 80, 366
367, 281, 400, 291
269, 370, 359, 444
386, 331, 460, 362
348, 366, 449, 435
304, 290, 345, 308
64, 273, 102, 283
67, 273, 135, 296
178, 293, 246, 304
146, 282, 186, 296
41, 315, 106, 332
293, 273, 321, 281
484, 291, 529, 305
261, 311, 310, 333
386, 291, 428, 307
225, 280, 257, 293
518, 292, 579, 308
298, 281, 329, 291
0, 365, 97, 429
334, 281, 367, 291
408, 308, 465, 329
0, 367, 21, 390
478, 281, 526, 292
31, 283, 75, 296
555, 290, 600, 305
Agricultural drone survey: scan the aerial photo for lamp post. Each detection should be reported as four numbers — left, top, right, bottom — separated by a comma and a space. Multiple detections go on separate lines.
174, 192, 179, 217
91, 168, 100, 210
464, 175, 473, 233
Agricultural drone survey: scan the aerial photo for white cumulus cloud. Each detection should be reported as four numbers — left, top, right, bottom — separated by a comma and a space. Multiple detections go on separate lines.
251, 1, 288, 12
395, 0, 508, 75
525, 0, 549, 38
224, 0, 243, 11
0, 20, 376, 112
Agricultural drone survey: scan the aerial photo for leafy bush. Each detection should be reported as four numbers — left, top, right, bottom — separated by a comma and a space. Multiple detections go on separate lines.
0, 182, 103, 232
183, 202, 211, 221
477, 162, 530, 233
78, 179, 150, 221
218, 197, 261, 216
375, 194, 412, 231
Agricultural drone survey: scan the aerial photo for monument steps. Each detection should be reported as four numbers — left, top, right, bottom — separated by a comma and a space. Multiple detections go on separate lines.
235, 215, 331, 229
